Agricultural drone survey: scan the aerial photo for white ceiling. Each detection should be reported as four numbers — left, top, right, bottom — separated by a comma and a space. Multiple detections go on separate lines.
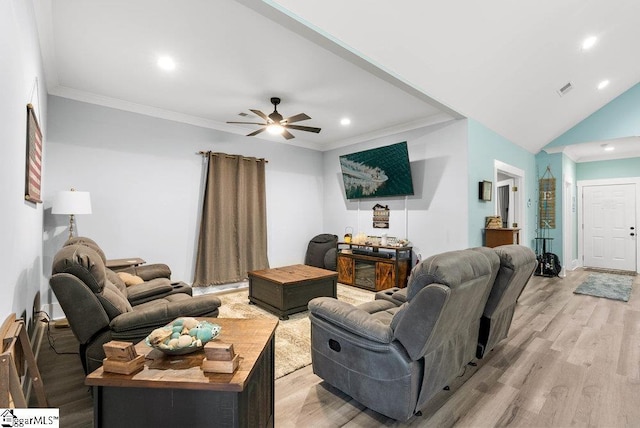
34, 0, 640, 158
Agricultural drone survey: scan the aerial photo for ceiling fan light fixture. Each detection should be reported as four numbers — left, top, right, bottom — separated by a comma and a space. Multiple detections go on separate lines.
581, 36, 598, 51
157, 56, 176, 71
267, 124, 284, 135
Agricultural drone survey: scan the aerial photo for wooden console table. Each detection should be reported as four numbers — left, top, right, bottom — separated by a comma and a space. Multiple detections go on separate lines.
484, 228, 520, 248
337, 243, 412, 291
86, 318, 277, 428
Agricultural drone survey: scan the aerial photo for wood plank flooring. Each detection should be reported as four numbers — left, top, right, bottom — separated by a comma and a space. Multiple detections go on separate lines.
34, 269, 640, 427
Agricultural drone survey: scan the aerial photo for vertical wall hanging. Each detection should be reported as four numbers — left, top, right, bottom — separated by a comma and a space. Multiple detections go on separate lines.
538, 166, 555, 229
25, 103, 43, 203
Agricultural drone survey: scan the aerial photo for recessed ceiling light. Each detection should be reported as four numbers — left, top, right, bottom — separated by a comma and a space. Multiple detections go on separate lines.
597, 79, 610, 90
157, 56, 176, 71
581, 36, 598, 50
340, 118, 351, 126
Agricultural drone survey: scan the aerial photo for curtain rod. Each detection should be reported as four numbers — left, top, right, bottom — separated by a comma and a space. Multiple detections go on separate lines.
197, 151, 268, 163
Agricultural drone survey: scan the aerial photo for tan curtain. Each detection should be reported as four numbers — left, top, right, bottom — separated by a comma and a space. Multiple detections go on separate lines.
193, 152, 269, 285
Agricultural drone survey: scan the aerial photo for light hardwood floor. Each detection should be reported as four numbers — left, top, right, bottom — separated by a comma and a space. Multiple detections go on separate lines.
36, 269, 639, 427
274, 269, 640, 427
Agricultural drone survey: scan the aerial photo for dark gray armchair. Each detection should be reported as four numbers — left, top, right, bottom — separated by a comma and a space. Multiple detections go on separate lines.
308, 248, 499, 421
50, 244, 221, 374
305, 233, 338, 271
64, 236, 192, 305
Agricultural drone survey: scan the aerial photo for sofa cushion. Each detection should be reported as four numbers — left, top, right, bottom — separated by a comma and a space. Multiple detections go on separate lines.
52, 245, 107, 294
117, 271, 145, 286
98, 280, 133, 318
64, 236, 107, 263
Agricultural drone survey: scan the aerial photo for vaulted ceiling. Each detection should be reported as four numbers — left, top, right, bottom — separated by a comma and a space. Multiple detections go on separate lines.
34, 0, 640, 157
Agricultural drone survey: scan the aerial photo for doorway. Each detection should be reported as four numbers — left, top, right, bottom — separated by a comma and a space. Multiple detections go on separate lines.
494, 160, 525, 244
581, 182, 637, 272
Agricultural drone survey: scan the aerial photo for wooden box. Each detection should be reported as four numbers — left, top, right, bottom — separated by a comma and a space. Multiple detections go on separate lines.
202, 355, 240, 374
102, 354, 145, 375
204, 342, 234, 361
103, 341, 137, 361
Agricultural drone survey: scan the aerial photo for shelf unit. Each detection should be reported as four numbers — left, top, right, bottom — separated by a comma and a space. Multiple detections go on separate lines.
337, 242, 412, 291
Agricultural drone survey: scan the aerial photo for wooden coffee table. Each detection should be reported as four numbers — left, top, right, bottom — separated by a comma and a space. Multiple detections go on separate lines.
248, 264, 338, 320
85, 318, 278, 428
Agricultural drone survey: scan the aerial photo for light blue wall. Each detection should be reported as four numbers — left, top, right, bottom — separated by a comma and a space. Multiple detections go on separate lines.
467, 119, 537, 249
534, 151, 563, 260
577, 157, 640, 180
546, 82, 640, 147
543, 82, 640, 269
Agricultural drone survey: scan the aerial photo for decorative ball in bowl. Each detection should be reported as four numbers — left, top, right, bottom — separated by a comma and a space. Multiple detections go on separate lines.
145, 317, 221, 355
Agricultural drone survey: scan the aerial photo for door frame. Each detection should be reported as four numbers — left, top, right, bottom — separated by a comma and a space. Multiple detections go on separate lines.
577, 177, 640, 273
561, 176, 574, 277
494, 161, 526, 245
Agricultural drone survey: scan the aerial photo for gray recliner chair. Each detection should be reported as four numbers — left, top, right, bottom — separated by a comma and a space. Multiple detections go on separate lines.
476, 244, 537, 358
308, 248, 499, 421
374, 245, 537, 360
50, 244, 222, 374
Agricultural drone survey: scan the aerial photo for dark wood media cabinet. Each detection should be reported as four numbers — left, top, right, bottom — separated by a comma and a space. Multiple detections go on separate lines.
337, 242, 412, 291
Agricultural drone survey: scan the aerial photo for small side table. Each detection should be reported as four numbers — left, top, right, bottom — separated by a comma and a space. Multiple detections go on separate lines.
105, 258, 146, 270
484, 228, 520, 248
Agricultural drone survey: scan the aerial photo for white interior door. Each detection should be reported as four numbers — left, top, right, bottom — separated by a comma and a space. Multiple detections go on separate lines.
583, 184, 636, 271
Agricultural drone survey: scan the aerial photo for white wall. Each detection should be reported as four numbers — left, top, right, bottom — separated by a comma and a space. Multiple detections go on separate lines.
0, 0, 48, 329
322, 120, 469, 261
43, 96, 324, 315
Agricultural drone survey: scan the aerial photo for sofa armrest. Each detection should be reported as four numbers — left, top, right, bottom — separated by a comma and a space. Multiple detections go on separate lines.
118, 263, 172, 281
126, 278, 174, 304
109, 295, 222, 339
308, 297, 393, 344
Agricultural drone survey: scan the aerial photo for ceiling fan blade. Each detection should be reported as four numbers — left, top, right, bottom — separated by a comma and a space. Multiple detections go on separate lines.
226, 121, 267, 125
249, 109, 270, 122
281, 129, 295, 140
285, 124, 321, 134
247, 127, 267, 137
282, 113, 310, 124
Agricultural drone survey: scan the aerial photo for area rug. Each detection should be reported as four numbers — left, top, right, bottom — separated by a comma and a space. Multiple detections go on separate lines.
573, 272, 633, 302
215, 284, 374, 378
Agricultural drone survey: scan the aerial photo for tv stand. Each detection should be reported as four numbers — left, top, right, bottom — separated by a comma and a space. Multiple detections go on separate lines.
337, 242, 412, 291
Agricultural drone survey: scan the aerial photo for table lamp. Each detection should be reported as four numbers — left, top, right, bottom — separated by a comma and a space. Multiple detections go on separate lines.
52, 188, 92, 239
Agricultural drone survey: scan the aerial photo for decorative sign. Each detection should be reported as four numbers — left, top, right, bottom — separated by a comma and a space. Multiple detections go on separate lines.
372, 204, 389, 228
25, 104, 43, 203
538, 177, 555, 229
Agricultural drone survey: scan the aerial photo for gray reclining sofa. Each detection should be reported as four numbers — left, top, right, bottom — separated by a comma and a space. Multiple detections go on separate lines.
309, 244, 536, 421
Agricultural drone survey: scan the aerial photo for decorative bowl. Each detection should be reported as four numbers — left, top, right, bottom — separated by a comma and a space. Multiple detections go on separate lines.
144, 318, 221, 355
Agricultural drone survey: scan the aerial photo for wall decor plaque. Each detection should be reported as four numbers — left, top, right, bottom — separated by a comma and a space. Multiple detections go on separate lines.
25, 103, 43, 203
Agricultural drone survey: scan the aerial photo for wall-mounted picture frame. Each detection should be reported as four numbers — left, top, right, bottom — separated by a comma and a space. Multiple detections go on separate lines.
25, 103, 43, 203
479, 180, 492, 201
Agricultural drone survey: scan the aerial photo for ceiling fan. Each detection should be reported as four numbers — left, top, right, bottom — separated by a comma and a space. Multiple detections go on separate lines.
227, 97, 321, 140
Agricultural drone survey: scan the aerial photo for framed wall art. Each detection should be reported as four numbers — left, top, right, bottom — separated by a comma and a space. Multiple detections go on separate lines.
478, 180, 492, 201
25, 103, 43, 203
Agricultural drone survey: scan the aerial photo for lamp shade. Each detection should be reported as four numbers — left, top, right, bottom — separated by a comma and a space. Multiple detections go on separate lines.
52, 190, 92, 215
